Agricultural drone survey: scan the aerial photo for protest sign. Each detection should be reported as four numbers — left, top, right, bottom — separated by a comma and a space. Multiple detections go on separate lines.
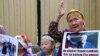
0, 34, 18, 56
62, 30, 100, 56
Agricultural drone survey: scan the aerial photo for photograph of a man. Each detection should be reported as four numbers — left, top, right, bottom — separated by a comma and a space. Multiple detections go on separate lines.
66, 34, 93, 48
77, 35, 93, 48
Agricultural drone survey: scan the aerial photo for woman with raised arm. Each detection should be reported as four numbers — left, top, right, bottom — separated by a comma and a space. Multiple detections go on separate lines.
48, 0, 86, 56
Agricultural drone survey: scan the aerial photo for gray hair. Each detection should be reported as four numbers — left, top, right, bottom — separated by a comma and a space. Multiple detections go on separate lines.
41, 35, 55, 48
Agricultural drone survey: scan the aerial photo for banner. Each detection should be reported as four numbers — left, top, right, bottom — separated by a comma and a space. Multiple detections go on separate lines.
62, 30, 100, 56
0, 34, 18, 56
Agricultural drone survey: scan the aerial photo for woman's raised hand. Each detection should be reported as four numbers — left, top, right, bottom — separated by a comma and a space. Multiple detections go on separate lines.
55, 0, 66, 22
58, 0, 66, 17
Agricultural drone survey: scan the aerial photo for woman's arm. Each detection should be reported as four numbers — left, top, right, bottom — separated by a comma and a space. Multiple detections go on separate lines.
48, 0, 66, 42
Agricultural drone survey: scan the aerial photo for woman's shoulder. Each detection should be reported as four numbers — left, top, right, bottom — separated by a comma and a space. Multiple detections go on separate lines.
52, 48, 59, 56
62, 28, 71, 33
37, 51, 44, 56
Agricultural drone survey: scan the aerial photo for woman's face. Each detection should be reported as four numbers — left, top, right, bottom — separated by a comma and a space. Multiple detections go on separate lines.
41, 40, 53, 54
67, 13, 84, 33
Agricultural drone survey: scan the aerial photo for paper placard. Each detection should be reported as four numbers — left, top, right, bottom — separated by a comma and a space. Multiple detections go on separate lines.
62, 30, 100, 56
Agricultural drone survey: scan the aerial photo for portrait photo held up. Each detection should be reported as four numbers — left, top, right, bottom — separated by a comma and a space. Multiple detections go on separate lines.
62, 31, 99, 56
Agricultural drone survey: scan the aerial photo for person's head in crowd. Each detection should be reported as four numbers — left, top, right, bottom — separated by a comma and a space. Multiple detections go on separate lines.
40, 34, 56, 56
15, 34, 33, 56
81, 35, 87, 44
0, 25, 7, 35
66, 9, 85, 33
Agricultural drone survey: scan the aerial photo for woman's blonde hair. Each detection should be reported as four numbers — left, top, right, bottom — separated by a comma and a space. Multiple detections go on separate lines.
66, 9, 84, 21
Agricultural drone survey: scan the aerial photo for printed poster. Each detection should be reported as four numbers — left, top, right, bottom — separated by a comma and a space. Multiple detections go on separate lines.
0, 34, 18, 56
62, 30, 100, 56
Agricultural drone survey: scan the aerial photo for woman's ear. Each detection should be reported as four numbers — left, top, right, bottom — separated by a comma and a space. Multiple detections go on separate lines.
83, 20, 85, 27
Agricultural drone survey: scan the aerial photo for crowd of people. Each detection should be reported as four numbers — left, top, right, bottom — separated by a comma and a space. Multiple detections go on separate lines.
0, 0, 94, 56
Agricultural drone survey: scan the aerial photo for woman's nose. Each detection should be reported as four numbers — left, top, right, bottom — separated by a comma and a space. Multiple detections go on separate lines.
72, 21, 76, 24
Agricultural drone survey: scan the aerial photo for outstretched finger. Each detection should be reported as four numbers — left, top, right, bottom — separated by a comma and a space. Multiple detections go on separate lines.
59, 0, 64, 9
